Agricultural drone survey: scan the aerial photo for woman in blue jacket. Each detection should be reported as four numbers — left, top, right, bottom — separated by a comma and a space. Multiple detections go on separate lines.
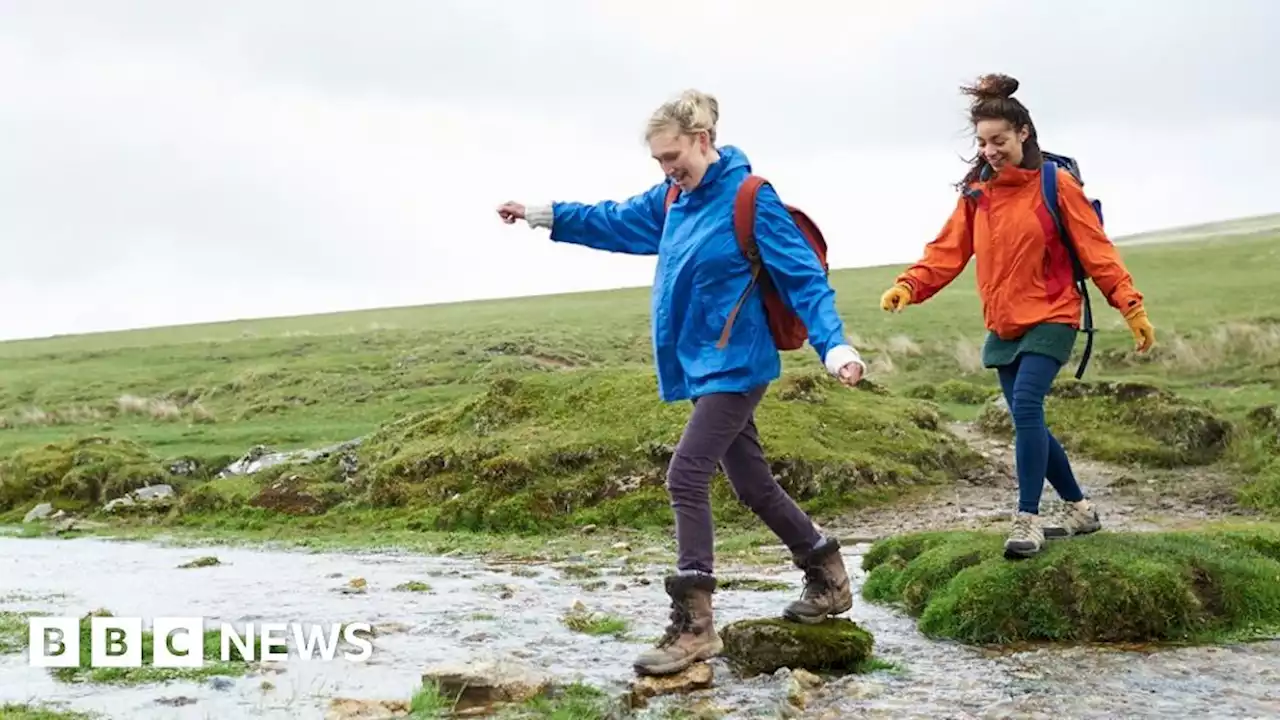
497, 89, 867, 676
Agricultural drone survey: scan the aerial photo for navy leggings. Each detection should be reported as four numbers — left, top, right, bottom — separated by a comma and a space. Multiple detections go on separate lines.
996, 352, 1086, 514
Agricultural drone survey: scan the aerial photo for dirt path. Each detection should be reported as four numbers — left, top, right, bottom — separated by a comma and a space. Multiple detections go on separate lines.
821, 421, 1255, 541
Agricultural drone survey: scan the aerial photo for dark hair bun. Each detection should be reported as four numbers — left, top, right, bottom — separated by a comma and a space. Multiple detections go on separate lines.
961, 73, 1019, 100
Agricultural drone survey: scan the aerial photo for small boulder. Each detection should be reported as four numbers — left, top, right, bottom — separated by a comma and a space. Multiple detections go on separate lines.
626, 662, 714, 709
420, 657, 552, 714
719, 618, 873, 677
324, 698, 410, 720
23, 503, 53, 523
134, 484, 175, 503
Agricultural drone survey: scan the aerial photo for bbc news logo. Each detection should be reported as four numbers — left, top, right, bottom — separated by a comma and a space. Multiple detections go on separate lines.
28, 617, 374, 667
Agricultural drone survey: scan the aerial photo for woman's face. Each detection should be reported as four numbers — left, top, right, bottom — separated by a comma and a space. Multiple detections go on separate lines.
649, 126, 714, 191
975, 118, 1030, 172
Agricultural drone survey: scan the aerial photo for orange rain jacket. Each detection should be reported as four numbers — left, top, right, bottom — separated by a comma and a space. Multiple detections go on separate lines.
896, 164, 1144, 340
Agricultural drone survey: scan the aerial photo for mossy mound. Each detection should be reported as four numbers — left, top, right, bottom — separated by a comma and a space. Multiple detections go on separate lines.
1233, 404, 1280, 516
719, 617, 873, 676
904, 379, 996, 405
861, 525, 1280, 645
976, 380, 1232, 467
0, 436, 171, 512
350, 368, 987, 532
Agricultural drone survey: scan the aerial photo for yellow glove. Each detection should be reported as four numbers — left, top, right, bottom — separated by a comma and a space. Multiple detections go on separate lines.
1124, 307, 1155, 352
880, 283, 912, 312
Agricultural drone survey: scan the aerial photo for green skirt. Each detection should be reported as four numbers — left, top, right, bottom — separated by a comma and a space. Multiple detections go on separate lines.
981, 322, 1078, 369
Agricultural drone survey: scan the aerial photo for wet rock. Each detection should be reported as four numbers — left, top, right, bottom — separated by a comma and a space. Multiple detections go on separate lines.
420, 657, 553, 713
719, 618, 874, 677
792, 668, 824, 689
626, 662, 714, 708
338, 577, 368, 594
207, 676, 234, 691
23, 503, 53, 523
325, 698, 410, 720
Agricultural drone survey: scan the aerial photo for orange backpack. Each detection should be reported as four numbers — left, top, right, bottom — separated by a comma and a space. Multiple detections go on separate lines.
664, 175, 829, 351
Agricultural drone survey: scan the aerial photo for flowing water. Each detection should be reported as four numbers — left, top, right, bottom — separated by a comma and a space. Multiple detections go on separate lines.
1, 535, 1278, 719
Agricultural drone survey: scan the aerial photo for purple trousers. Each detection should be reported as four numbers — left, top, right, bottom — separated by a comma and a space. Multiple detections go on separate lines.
666, 384, 822, 574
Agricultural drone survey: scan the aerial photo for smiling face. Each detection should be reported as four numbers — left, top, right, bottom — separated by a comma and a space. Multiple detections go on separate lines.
975, 118, 1030, 173
648, 125, 715, 191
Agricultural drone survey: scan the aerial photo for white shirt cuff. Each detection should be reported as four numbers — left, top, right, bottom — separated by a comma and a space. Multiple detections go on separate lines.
526, 203, 554, 230
824, 344, 866, 377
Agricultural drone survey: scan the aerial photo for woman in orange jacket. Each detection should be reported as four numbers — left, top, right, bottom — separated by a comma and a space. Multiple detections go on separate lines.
879, 73, 1156, 559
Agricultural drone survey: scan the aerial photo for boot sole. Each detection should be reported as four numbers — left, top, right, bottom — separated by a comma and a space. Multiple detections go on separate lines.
632, 638, 723, 676
782, 597, 854, 625
1045, 524, 1102, 540
1003, 545, 1041, 560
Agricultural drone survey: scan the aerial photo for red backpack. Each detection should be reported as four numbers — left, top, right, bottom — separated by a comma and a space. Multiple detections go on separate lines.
664, 175, 829, 351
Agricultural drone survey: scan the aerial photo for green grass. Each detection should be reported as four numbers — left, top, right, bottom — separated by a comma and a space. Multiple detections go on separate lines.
409, 679, 614, 719
561, 606, 630, 638
0, 611, 35, 654
0, 226, 1276, 542
42, 610, 260, 686
860, 523, 1280, 645
0, 704, 98, 720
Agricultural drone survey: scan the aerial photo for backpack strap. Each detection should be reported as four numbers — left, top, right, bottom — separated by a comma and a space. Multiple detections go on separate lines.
1041, 160, 1094, 380
663, 183, 680, 212
715, 175, 768, 349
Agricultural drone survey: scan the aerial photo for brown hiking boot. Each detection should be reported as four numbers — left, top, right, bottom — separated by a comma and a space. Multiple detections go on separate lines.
783, 537, 853, 624
1042, 499, 1102, 539
632, 573, 722, 676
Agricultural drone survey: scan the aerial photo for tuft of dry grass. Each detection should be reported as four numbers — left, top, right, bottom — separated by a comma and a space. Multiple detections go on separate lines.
886, 334, 923, 356
952, 337, 984, 374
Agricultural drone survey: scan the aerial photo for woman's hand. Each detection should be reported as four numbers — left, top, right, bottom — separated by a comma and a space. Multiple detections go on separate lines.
836, 361, 864, 387
496, 202, 527, 224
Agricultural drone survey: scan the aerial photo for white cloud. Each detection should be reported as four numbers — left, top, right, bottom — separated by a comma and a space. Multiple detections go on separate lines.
0, 1, 1276, 340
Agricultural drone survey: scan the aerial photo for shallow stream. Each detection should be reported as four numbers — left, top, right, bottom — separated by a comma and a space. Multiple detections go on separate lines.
1, 535, 1277, 719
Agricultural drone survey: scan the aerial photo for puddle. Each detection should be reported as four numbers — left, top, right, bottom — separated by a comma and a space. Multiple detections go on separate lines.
1, 537, 1277, 719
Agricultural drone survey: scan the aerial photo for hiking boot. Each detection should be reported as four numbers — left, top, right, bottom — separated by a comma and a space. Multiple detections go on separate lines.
1043, 499, 1102, 539
783, 537, 853, 624
632, 573, 722, 676
1004, 512, 1044, 559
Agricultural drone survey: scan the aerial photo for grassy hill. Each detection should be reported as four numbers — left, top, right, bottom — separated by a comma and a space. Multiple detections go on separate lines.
0, 220, 1276, 536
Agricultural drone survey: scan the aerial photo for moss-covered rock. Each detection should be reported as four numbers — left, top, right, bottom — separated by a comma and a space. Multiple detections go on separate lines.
719, 618, 873, 676
976, 380, 1232, 467
861, 525, 1280, 645
0, 436, 171, 512
350, 368, 988, 533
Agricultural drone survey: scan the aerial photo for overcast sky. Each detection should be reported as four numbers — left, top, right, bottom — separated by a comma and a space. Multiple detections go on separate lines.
1, 1, 1276, 341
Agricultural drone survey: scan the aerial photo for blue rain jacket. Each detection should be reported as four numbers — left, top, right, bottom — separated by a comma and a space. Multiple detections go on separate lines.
550, 145, 847, 403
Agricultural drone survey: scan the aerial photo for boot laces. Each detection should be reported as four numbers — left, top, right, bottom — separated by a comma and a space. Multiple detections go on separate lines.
656, 597, 694, 648
800, 564, 829, 599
